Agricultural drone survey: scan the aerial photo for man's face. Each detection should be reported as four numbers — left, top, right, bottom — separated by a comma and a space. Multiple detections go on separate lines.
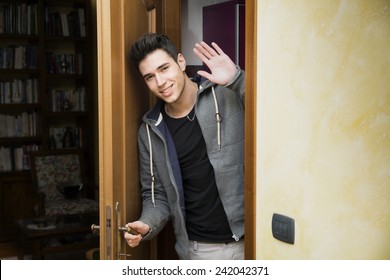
139, 49, 186, 104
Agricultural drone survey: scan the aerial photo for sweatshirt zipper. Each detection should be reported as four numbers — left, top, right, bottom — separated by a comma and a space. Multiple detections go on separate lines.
149, 120, 189, 247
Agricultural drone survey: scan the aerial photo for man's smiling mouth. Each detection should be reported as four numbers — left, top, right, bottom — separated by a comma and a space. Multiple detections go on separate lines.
160, 84, 173, 96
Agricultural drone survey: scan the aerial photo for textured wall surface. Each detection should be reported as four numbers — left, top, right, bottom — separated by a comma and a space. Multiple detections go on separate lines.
256, 0, 390, 259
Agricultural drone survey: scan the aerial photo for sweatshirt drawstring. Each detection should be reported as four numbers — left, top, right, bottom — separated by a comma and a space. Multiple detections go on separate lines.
145, 123, 156, 207
212, 86, 222, 151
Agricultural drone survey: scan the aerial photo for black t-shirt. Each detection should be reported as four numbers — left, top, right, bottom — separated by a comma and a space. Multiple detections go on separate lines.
163, 106, 233, 242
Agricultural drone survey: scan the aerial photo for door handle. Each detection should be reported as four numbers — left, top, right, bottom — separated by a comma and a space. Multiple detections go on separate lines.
91, 224, 139, 235
90, 202, 137, 259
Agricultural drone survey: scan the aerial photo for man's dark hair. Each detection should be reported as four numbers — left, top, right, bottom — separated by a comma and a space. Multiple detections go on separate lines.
130, 33, 179, 70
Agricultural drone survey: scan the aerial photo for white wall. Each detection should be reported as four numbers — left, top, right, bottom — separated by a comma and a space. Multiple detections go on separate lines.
256, 0, 390, 259
181, 0, 229, 65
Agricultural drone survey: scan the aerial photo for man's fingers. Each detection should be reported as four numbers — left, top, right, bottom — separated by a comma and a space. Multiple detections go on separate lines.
196, 70, 212, 80
193, 41, 220, 61
210, 42, 224, 55
199, 41, 218, 57
124, 231, 142, 248
193, 46, 204, 59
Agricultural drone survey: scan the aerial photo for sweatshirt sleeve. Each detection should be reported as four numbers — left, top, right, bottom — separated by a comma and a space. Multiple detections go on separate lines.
225, 67, 245, 103
137, 124, 170, 240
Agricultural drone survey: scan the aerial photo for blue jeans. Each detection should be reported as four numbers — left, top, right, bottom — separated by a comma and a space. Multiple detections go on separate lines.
188, 239, 244, 260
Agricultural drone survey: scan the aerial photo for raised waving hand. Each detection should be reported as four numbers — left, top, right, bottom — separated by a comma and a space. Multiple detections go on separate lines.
193, 41, 237, 86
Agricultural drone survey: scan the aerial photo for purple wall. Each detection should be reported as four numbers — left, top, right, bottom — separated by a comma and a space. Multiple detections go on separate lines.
203, 0, 245, 70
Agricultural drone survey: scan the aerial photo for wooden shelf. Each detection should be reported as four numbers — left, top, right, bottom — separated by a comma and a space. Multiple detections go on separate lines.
0, 34, 39, 41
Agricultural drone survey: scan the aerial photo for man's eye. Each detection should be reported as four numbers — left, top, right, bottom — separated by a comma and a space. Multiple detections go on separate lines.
161, 66, 169, 72
145, 75, 153, 81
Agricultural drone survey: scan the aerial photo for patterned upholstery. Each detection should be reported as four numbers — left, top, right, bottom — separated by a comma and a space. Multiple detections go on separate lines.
31, 152, 98, 217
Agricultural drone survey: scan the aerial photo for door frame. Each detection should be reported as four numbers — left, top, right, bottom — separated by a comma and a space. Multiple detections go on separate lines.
244, 0, 257, 260
97, 0, 257, 260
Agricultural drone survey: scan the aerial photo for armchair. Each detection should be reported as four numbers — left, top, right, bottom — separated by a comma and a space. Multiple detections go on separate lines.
30, 150, 98, 218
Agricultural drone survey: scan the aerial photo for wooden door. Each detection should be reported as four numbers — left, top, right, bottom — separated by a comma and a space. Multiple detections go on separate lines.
244, 0, 256, 260
96, 0, 180, 260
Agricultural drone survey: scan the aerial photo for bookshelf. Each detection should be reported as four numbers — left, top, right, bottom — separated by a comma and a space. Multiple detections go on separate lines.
0, 0, 96, 241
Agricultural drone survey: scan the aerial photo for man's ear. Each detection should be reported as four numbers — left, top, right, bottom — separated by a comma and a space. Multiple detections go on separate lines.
177, 53, 186, 71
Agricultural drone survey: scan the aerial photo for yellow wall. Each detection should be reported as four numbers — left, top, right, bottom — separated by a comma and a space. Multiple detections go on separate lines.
256, 0, 390, 259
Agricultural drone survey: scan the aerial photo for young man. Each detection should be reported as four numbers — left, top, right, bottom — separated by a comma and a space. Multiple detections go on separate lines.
124, 33, 245, 260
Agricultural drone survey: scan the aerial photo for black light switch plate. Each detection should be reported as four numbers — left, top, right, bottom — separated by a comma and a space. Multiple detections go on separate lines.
272, 213, 295, 244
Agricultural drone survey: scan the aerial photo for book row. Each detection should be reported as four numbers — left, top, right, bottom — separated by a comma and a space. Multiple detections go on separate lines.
48, 86, 86, 112
0, 111, 38, 137
0, 45, 37, 70
46, 52, 83, 75
0, 3, 38, 35
0, 78, 39, 104
0, 144, 40, 172
49, 126, 83, 150
45, 8, 86, 37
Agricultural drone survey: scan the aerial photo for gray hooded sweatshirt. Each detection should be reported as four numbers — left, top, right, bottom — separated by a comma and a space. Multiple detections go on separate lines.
137, 68, 245, 259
